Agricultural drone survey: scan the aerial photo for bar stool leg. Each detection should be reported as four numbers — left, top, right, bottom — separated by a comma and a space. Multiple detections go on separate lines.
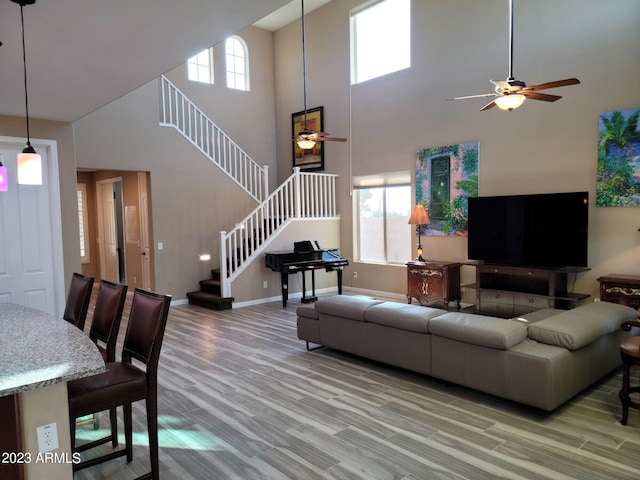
620, 361, 631, 426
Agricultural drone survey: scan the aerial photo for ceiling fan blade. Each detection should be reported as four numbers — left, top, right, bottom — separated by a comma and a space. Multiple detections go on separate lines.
318, 136, 347, 142
523, 91, 562, 102
309, 132, 347, 142
447, 93, 498, 101
524, 78, 580, 92
480, 100, 497, 111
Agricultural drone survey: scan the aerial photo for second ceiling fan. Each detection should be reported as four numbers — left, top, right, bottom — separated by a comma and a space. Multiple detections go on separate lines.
294, 0, 347, 148
449, 0, 580, 111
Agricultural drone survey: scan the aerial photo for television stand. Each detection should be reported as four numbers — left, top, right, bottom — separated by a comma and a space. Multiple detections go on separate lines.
463, 262, 590, 318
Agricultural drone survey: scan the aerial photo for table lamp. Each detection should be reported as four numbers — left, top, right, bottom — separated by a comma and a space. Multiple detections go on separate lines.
408, 204, 430, 262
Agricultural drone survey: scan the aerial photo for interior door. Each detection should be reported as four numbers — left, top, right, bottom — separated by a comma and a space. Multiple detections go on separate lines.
0, 141, 61, 313
97, 180, 119, 283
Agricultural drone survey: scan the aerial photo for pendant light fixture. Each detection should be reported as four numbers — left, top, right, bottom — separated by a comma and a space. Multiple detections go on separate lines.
0, 161, 8, 192
296, 0, 316, 150
12, 0, 42, 185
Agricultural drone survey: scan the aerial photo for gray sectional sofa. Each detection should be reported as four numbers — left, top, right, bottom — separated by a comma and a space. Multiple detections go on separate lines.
296, 295, 638, 411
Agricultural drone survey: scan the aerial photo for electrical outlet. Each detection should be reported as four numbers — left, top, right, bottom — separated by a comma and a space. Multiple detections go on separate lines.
352, 271, 358, 279
36, 422, 59, 453
263, 280, 268, 288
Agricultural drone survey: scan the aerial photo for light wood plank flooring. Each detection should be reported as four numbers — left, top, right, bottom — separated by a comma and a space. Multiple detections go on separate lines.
73, 294, 640, 479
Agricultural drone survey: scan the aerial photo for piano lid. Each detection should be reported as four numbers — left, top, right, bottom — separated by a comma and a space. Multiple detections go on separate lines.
294, 240, 321, 253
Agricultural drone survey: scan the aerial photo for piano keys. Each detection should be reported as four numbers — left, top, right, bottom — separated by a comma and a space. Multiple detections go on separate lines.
265, 241, 349, 307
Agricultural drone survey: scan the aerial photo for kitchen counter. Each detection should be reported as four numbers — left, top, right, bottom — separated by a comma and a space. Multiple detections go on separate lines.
0, 303, 105, 397
0, 303, 106, 480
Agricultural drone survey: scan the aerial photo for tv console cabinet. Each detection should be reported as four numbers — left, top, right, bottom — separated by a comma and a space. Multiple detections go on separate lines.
464, 263, 590, 318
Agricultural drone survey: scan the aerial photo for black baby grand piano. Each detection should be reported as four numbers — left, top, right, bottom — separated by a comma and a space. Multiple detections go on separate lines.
265, 241, 349, 307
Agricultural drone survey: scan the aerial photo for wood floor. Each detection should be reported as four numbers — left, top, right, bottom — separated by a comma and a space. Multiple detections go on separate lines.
73, 294, 640, 479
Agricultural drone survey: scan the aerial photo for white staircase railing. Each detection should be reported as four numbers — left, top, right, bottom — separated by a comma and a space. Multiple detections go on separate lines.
220, 167, 339, 298
159, 75, 268, 202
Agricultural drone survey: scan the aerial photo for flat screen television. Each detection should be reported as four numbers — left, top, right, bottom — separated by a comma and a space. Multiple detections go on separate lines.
467, 191, 589, 269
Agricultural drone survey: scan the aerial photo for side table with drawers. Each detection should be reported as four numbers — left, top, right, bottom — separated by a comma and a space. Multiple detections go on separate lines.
406, 261, 461, 310
597, 274, 640, 309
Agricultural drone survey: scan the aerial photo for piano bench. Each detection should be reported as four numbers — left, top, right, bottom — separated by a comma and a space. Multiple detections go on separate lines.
296, 305, 322, 351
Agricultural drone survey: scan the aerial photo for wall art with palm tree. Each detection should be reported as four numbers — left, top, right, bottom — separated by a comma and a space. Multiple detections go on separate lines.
597, 108, 640, 206
415, 141, 479, 236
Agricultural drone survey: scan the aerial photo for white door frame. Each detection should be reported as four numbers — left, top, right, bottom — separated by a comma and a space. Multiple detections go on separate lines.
0, 136, 65, 315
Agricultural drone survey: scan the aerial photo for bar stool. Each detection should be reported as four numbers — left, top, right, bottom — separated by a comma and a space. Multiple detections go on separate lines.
63, 273, 95, 331
68, 288, 171, 480
75, 280, 128, 438
620, 319, 640, 425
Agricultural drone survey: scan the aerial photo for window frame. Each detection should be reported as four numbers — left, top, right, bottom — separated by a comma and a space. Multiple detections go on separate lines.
225, 35, 250, 91
187, 47, 214, 84
350, 0, 411, 85
77, 183, 91, 264
353, 171, 412, 264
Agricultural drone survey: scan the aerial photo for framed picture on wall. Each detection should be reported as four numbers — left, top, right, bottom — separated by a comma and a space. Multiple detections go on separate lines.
292, 106, 324, 171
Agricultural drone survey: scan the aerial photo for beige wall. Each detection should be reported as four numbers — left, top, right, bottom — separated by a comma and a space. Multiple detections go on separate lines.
4, 1, 639, 306
74, 26, 277, 301
274, 0, 640, 302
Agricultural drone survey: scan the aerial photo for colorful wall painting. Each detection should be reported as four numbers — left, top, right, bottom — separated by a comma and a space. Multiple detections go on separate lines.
415, 141, 479, 236
597, 108, 640, 207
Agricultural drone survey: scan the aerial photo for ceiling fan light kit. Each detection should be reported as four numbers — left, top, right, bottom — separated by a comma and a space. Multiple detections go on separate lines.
294, 0, 346, 148
494, 94, 526, 111
450, 0, 579, 112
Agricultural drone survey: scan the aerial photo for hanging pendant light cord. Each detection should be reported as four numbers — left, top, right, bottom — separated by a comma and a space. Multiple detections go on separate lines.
301, 0, 308, 126
507, 0, 514, 81
19, 3, 33, 147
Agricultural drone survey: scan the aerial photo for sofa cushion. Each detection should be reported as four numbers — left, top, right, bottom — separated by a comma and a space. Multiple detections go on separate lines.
364, 302, 447, 333
429, 312, 528, 350
527, 301, 637, 351
511, 308, 563, 324
314, 295, 383, 321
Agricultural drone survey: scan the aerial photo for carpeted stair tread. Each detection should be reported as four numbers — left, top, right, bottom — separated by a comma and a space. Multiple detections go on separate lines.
199, 278, 221, 294
187, 291, 234, 311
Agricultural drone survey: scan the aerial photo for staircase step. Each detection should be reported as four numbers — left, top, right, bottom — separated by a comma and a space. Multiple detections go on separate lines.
199, 278, 221, 295
187, 291, 234, 311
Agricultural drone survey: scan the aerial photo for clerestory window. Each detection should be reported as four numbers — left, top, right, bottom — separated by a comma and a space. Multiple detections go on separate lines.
350, 0, 411, 84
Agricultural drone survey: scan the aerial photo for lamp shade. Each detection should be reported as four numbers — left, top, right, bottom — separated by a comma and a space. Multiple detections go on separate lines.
0, 164, 8, 192
408, 204, 430, 225
297, 139, 316, 150
17, 147, 42, 185
495, 94, 526, 111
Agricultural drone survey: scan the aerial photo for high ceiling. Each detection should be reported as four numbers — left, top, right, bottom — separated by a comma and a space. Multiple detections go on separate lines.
0, 0, 331, 122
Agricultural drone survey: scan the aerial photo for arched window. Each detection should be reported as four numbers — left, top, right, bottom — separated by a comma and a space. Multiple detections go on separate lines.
188, 48, 213, 84
225, 36, 249, 91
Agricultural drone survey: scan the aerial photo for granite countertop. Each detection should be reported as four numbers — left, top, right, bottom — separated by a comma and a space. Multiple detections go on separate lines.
0, 303, 105, 397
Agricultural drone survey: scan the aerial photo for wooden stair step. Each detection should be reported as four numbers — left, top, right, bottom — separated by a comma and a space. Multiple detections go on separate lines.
187, 291, 234, 311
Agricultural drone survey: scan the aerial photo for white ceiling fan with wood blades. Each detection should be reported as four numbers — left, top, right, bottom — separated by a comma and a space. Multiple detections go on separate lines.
294, 0, 347, 148
448, 0, 580, 112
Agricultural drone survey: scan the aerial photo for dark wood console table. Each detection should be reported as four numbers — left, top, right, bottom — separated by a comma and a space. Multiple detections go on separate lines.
463, 263, 590, 318
406, 261, 461, 309
597, 274, 640, 309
